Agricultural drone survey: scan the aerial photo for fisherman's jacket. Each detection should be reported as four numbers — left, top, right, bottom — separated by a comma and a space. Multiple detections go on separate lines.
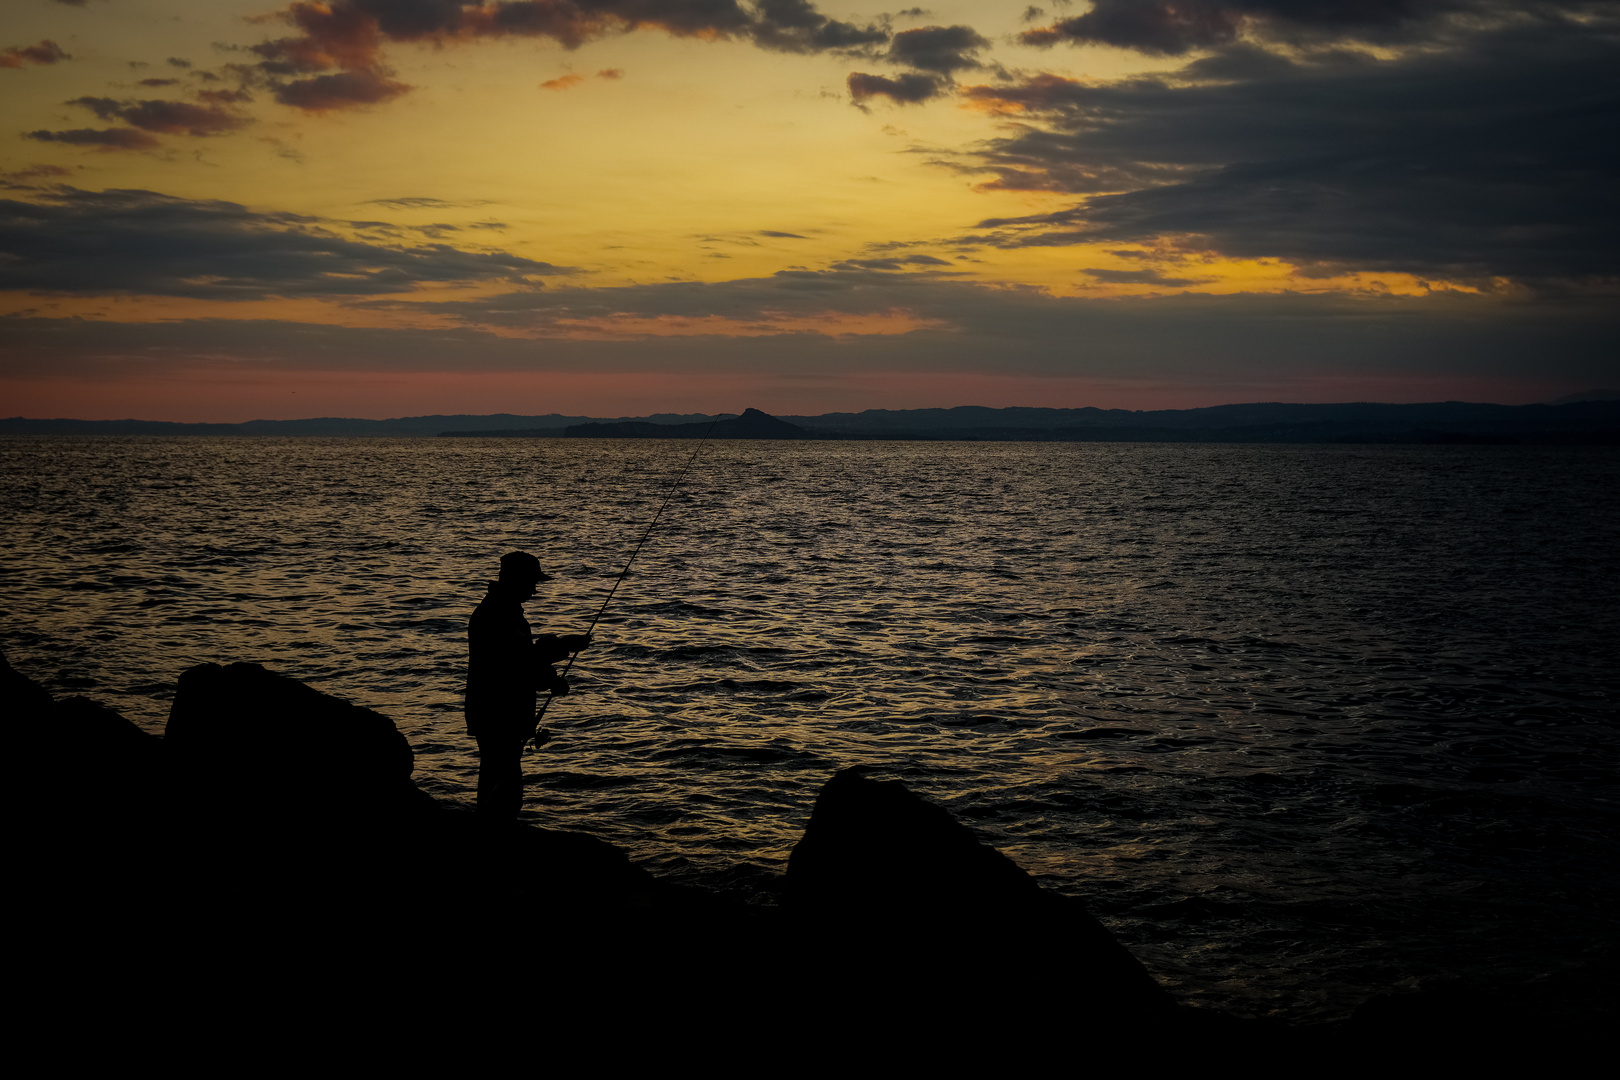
464, 582, 567, 737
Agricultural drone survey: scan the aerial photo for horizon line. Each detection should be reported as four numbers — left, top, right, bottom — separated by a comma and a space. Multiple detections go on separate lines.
9, 393, 1620, 427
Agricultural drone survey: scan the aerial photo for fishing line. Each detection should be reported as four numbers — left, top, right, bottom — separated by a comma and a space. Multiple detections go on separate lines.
531, 415, 723, 739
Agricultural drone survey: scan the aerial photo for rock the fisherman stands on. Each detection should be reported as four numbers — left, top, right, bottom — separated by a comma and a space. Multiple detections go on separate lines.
160, 660, 659, 918
9, 649, 1278, 1050
8, 648, 1610, 1054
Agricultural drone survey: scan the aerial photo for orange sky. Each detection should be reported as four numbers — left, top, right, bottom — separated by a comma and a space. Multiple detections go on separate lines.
2, 0, 1615, 420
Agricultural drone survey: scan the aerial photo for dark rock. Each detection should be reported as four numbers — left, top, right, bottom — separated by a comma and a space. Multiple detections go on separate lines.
12, 651, 1291, 1043
152, 662, 676, 935
166, 661, 428, 823
5, 650, 166, 827
53, 694, 162, 756
784, 767, 1181, 1025
787, 766, 1039, 909
2, 649, 55, 724
6, 652, 179, 957
419, 813, 666, 921
51, 695, 170, 833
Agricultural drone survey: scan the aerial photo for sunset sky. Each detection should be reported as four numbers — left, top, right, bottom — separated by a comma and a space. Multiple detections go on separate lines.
3, 0, 1616, 420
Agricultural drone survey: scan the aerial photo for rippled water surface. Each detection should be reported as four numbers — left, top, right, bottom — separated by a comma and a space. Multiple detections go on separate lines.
4, 436, 1617, 1021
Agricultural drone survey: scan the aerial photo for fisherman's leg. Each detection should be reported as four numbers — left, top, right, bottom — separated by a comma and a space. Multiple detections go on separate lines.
474, 731, 525, 821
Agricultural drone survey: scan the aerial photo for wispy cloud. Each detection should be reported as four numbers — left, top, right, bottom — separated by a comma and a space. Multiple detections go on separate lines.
26, 128, 162, 152
0, 187, 573, 299
246, 0, 890, 112
1, 40, 70, 69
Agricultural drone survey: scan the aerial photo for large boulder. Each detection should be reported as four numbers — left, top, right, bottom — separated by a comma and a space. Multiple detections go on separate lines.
166, 661, 428, 824
157, 663, 664, 917
52, 694, 163, 757
784, 767, 1179, 1025
6, 650, 178, 953
787, 766, 1041, 908
2, 649, 55, 723
5, 649, 166, 824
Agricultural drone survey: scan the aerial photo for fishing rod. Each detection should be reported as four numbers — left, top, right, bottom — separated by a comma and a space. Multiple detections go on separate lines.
531, 416, 723, 744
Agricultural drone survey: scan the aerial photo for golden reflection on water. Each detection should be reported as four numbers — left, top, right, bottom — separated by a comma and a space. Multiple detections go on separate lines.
2, 436, 1617, 1023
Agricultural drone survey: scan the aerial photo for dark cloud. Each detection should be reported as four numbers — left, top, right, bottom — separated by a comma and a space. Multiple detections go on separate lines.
842, 24, 995, 109
1017, 0, 1450, 55
1, 165, 75, 185
760, 230, 809, 238
1082, 266, 1211, 286
2, 40, 71, 69
848, 71, 946, 105
1177, 42, 1303, 80
25, 128, 163, 151
959, 19, 1620, 287
750, 0, 889, 53
167, 57, 193, 69
68, 97, 123, 121
247, 0, 889, 111
273, 68, 411, 111
363, 262, 979, 326
886, 25, 990, 72
197, 87, 254, 106
414, 222, 463, 237
1017, 0, 1616, 57
138, 78, 182, 87
834, 254, 955, 269
13, 274, 1609, 405
0, 187, 572, 299
364, 196, 468, 209
69, 95, 250, 136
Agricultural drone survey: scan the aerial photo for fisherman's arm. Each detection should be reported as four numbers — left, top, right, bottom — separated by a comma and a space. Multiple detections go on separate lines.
533, 632, 591, 664
532, 633, 591, 695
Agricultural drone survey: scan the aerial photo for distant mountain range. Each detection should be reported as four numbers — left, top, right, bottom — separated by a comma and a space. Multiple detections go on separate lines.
564, 408, 805, 440
4, 398, 1618, 444
0, 411, 722, 437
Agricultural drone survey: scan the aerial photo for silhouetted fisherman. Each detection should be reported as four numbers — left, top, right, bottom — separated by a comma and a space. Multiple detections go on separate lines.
465, 551, 590, 821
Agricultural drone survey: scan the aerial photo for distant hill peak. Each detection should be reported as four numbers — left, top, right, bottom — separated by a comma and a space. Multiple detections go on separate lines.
565, 407, 808, 439
8, 400, 1618, 444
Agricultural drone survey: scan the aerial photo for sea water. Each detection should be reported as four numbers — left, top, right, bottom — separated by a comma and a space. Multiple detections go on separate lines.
3, 435, 1616, 1022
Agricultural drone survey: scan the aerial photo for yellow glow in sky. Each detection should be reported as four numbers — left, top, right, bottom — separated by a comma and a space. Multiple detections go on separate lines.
2, 0, 1609, 418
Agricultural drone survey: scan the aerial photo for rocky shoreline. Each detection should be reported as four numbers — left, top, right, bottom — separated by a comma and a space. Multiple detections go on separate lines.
9, 650, 1599, 1054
